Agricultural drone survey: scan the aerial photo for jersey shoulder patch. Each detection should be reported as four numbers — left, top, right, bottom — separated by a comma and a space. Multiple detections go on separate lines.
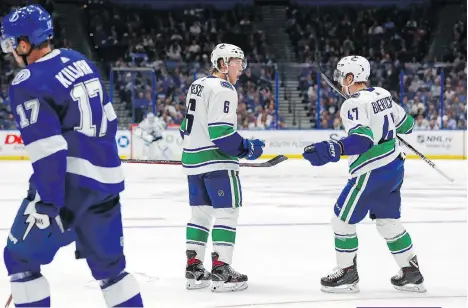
220, 81, 234, 90
11, 69, 31, 86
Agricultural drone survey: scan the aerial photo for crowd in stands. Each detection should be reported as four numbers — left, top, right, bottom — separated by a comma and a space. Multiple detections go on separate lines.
294, 4, 466, 130
0, 1, 465, 131
86, 2, 280, 129
300, 59, 467, 130
287, 5, 437, 64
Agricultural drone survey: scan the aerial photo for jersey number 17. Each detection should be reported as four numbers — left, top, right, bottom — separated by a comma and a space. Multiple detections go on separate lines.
71, 78, 112, 137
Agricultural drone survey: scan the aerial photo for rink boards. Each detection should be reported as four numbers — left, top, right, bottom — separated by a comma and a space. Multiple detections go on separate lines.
0, 129, 466, 160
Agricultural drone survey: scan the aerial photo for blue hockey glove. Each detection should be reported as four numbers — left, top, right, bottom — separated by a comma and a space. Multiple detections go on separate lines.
302, 140, 342, 166
239, 139, 265, 160
34, 202, 65, 233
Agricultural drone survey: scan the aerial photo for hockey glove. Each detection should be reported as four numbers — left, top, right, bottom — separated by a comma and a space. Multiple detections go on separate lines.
34, 202, 66, 233
302, 140, 342, 166
239, 139, 265, 160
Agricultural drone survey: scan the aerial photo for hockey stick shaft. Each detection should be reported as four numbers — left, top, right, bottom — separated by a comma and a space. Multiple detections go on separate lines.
4, 294, 12, 308
315, 57, 454, 182
395, 136, 454, 182
122, 155, 288, 168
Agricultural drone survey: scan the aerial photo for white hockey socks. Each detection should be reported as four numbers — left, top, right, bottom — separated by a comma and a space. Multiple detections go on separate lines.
10, 272, 50, 307
186, 206, 213, 261
376, 219, 415, 267
332, 216, 358, 268
212, 208, 239, 265
100, 271, 143, 307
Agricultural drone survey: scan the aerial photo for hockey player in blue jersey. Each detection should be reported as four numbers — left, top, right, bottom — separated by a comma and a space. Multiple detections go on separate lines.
1, 5, 143, 307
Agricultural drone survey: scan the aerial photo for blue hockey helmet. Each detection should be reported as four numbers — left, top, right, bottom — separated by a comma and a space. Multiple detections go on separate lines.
1, 4, 54, 54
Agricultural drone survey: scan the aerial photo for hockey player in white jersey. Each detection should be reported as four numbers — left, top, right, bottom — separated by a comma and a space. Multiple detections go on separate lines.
302, 56, 424, 293
180, 43, 264, 292
134, 112, 172, 159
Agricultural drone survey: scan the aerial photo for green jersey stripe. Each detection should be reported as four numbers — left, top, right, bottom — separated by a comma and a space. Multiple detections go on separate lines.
180, 118, 187, 131
209, 125, 235, 140
349, 126, 374, 139
349, 139, 396, 174
182, 149, 238, 165
396, 115, 415, 134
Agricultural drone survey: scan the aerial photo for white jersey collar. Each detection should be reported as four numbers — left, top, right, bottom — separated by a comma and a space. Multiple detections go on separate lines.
35, 49, 61, 63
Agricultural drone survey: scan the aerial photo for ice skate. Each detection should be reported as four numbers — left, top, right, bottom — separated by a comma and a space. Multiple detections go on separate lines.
391, 255, 426, 293
185, 250, 211, 290
210, 252, 248, 292
321, 256, 359, 293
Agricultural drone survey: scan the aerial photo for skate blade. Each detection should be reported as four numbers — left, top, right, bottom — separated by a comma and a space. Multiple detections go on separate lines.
393, 283, 427, 293
321, 283, 360, 293
186, 279, 211, 290
211, 280, 248, 292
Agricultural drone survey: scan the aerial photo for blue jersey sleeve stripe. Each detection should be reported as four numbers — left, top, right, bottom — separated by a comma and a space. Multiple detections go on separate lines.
208, 122, 234, 127
212, 132, 244, 157
25, 135, 68, 163
395, 114, 407, 128
66, 157, 124, 184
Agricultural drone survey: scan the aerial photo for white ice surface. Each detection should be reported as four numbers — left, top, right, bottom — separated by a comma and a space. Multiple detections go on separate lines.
0, 159, 466, 308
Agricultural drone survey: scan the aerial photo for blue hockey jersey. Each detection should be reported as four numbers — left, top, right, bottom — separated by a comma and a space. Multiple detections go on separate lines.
8, 49, 124, 208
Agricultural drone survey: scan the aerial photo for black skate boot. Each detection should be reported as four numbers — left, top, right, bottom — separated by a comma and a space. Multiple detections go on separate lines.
321, 256, 359, 293
185, 250, 211, 290
391, 255, 426, 293
210, 252, 248, 292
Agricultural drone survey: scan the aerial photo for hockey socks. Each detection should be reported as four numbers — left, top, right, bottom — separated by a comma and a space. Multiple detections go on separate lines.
10, 272, 51, 307
376, 219, 415, 267
100, 272, 143, 307
212, 208, 238, 265
335, 232, 359, 267
212, 224, 236, 264
186, 206, 213, 261
331, 216, 358, 268
186, 223, 210, 259
385, 230, 414, 267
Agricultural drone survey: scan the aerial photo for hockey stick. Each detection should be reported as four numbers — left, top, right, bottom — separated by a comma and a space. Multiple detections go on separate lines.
122, 154, 288, 168
4, 294, 12, 308
314, 52, 454, 182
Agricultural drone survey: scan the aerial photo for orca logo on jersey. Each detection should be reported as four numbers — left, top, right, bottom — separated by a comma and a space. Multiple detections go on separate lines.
190, 84, 204, 97
220, 81, 234, 90
12, 69, 31, 85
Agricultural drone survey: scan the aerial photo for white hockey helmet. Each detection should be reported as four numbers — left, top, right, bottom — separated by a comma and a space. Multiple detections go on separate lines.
211, 43, 247, 73
333, 56, 370, 93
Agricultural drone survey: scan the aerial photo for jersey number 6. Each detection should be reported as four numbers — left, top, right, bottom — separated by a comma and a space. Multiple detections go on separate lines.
184, 98, 197, 135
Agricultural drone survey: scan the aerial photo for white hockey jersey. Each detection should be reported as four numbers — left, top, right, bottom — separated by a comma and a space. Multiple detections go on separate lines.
340, 87, 414, 176
180, 76, 240, 175
139, 116, 166, 139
